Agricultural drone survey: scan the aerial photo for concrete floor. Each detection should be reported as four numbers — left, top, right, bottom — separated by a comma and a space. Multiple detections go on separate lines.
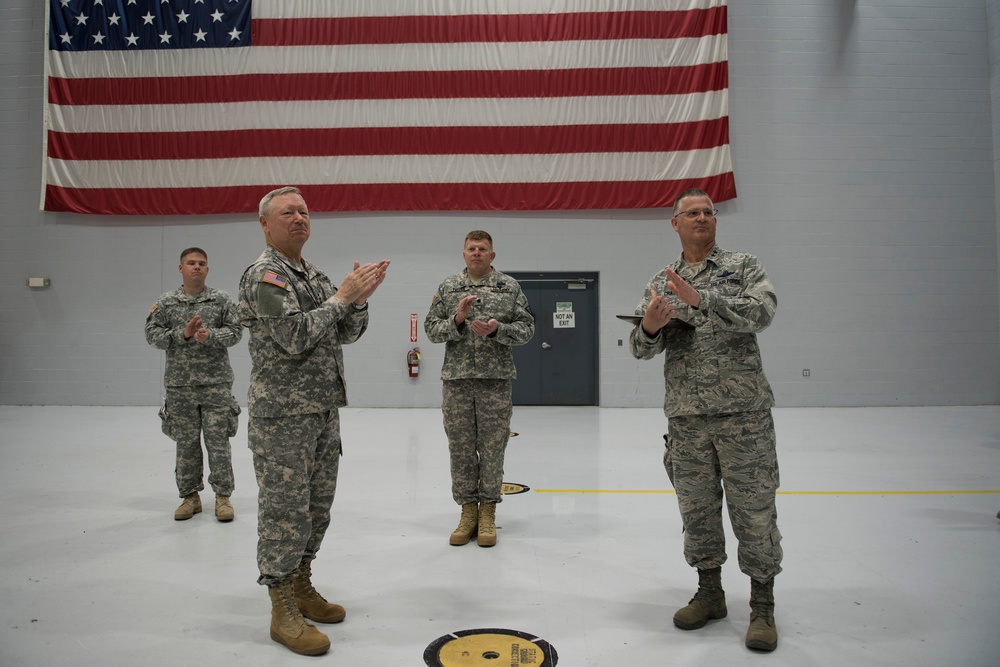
0, 405, 998, 666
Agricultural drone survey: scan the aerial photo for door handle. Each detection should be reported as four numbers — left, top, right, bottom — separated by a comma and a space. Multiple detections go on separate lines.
541, 342, 552, 349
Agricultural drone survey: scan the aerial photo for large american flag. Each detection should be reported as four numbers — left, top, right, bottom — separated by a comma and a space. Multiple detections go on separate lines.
44, 0, 735, 215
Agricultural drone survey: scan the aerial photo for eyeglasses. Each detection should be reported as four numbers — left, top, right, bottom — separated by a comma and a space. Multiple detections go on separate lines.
674, 208, 718, 220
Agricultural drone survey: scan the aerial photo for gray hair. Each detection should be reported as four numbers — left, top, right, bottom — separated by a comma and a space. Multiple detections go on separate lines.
258, 186, 302, 218
672, 188, 711, 217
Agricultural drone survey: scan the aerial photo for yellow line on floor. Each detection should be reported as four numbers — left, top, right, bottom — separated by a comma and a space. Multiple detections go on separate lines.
533, 489, 1000, 495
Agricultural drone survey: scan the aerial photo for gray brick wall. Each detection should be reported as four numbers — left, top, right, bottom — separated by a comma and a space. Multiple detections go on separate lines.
1, 0, 997, 407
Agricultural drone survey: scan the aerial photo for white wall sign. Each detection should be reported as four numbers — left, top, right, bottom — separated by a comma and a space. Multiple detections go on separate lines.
553, 312, 576, 328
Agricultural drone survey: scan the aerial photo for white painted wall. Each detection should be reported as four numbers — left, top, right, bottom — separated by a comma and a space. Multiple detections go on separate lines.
1, 0, 998, 407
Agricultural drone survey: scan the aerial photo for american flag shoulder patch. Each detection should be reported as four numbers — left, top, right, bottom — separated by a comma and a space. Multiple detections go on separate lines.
262, 271, 288, 288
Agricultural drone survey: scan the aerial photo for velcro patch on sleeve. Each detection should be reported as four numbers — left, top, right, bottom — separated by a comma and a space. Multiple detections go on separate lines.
257, 282, 288, 317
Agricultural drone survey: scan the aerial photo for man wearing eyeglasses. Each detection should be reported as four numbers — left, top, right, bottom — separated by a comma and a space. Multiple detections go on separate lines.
629, 188, 782, 652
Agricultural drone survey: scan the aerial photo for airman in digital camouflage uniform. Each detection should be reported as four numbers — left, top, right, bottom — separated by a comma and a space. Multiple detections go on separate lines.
424, 231, 534, 548
629, 188, 783, 652
239, 187, 389, 657
145, 247, 242, 522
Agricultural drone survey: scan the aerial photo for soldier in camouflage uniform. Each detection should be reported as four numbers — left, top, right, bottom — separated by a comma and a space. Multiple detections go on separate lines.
629, 188, 783, 652
239, 187, 389, 657
145, 247, 242, 522
424, 231, 535, 548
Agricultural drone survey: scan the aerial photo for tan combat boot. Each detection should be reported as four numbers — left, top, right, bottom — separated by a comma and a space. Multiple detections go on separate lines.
745, 577, 778, 651
673, 567, 727, 630
268, 580, 331, 656
449, 502, 478, 546
478, 502, 497, 547
293, 560, 346, 623
173, 492, 201, 521
215, 494, 234, 522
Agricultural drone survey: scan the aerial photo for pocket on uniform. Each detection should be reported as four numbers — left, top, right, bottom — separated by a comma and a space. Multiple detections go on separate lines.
718, 352, 762, 372
227, 398, 242, 437
158, 398, 173, 439
662, 432, 676, 488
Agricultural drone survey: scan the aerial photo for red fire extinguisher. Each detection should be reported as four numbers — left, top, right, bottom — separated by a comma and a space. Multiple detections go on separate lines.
407, 347, 421, 378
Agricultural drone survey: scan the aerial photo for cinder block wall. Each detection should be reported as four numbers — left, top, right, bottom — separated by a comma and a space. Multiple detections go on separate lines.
0, 0, 997, 407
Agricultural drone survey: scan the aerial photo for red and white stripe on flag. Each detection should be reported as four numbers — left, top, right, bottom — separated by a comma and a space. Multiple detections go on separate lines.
43, 0, 735, 215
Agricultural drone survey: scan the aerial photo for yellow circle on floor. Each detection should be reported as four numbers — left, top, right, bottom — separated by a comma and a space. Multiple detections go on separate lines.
437, 632, 547, 665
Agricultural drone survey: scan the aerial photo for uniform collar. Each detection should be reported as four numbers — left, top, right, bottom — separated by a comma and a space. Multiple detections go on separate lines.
672, 245, 723, 270
265, 244, 312, 276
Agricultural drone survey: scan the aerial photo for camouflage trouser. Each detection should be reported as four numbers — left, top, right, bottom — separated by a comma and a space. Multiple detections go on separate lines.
442, 379, 513, 505
249, 409, 341, 586
664, 410, 783, 582
163, 384, 238, 497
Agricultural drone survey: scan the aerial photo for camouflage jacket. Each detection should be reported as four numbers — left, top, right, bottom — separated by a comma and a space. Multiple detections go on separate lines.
239, 245, 368, 417
424, 268, 534, 380
144, 286, 241, 387
629, 246, 776, 417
